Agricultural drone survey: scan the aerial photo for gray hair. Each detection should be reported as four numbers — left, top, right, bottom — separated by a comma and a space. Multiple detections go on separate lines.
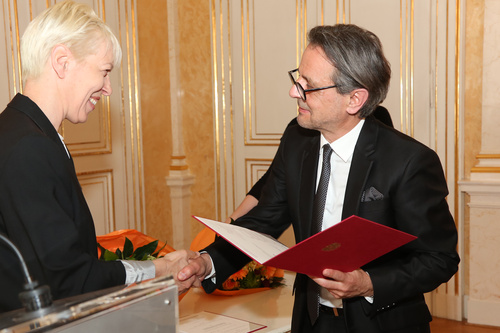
308, 24, 391, 117
21, 0, 122, 83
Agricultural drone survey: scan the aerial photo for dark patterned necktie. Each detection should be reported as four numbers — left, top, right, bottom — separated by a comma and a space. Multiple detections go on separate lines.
311, 144, 333, 234
307, 143, 333, 325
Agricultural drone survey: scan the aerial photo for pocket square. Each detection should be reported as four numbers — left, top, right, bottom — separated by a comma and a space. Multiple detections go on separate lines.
361, 187, 384, 202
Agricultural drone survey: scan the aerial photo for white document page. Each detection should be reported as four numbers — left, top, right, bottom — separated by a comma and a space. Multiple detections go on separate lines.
193, 216, 288, 264
179, 312, 265, 333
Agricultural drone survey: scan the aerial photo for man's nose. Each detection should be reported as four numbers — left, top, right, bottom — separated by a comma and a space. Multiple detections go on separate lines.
289, 84, 300, 99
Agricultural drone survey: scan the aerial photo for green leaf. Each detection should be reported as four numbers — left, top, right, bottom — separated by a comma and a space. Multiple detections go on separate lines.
102, 249, 119, 261
133, 240, 159, 261
122, 237, 134, 258
97, 243, 106, 260
239, 270, 261, 289
151, 242, 167, 258
115, 248, 122, 259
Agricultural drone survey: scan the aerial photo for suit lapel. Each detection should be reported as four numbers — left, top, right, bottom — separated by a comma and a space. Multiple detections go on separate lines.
10, 94, 78, 180
298, 135, 321, 240
11, 94, 69, 159
342, 117, 378, 219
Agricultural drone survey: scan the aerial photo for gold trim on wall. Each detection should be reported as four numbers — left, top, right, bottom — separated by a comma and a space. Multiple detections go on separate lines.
454, 0, 463, 296
453, 0, 461, 203
131, 0, 145, 232
399, 0, 415, 136
245, 158, 272, 193
241, 0, 286, 145
14, 0, 22, 94
125, 0, 136, 229
211, 0, 221, 219
242, 0, 306, 145
63, 98, 112, 156
470, 167, 500, 173
212, 0, 235, 219
476, 154, 500, 159
76, 169, 116, 233
62, 1, 112, 156
117, 0, 146, 231
170, 165, 189, 171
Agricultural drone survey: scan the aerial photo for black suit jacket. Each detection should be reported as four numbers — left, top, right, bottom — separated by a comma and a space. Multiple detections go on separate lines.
203, 116, 459, 332
0, 94, 125, 312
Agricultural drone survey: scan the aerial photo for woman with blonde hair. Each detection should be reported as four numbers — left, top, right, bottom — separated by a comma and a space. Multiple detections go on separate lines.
0, 1, 196, 312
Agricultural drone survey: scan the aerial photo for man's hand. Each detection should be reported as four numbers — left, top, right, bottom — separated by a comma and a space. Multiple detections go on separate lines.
311, 268, 373, 299
177, 253, 213, 288
153, 249, 200, 294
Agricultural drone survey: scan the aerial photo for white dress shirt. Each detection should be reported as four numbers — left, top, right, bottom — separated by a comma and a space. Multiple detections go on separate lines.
317, 119, 365, 308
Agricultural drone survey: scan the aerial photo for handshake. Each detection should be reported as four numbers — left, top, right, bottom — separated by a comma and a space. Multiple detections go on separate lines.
153, 250, 213, 294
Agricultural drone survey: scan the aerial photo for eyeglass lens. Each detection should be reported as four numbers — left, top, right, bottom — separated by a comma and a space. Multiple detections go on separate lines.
289, 70, 306, 100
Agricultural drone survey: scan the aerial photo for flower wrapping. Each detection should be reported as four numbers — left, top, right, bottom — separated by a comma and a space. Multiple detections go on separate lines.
96, 229, 187, 301
96, 229, 175, 260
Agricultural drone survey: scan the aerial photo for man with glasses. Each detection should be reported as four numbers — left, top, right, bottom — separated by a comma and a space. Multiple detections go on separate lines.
179, 24, 459, 333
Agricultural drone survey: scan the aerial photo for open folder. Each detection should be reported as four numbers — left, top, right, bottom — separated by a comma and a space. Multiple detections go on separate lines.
193, 215, 417, 277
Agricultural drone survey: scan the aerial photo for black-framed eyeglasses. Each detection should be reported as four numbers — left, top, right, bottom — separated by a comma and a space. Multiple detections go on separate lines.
288, 68, 339, 101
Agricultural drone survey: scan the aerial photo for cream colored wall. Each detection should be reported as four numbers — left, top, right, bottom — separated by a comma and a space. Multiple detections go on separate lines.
137, 1, 174, 243
461, 0, 500, 326
463, 0, 484, 303
177, 0, 215, 238
137, 0, 214, 246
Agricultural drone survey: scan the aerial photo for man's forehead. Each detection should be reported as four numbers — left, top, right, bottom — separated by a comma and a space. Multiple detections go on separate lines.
299, 46, 335, 82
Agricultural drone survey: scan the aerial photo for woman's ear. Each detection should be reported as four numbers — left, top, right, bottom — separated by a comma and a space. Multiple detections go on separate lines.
51, 44, 71, 79
346, 88, 369, 115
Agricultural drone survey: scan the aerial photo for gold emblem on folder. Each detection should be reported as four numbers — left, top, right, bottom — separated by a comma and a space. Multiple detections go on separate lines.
322, 242, 341, 252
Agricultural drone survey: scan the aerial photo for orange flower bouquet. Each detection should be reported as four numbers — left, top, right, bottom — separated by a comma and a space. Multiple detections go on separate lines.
190, 226, 285, 296
95, 229, 188, 301
218, 260, 285, 295
96, 229, 175, 261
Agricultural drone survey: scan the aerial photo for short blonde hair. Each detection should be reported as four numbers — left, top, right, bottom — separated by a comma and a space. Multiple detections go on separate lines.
21, 0, 122, 83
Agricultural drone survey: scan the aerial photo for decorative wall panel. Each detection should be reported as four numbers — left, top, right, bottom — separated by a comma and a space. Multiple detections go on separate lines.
78, 170, 115, 236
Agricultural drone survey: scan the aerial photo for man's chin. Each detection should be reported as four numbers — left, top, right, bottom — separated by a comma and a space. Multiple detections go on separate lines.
296, 113, 312, 129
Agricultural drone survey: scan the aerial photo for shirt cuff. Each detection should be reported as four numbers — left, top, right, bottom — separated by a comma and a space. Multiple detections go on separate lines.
199, 251, 216, 283
120, 260, 155, 284
364, 270, 374, 303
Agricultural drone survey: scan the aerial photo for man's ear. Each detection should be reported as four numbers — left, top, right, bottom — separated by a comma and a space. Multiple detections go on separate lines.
346, 88, 369, 115
51, 44, 71, 79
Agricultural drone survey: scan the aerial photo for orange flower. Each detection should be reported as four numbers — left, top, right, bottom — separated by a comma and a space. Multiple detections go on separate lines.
219, 261, 285, 291
229, 265, 249, 280
274, 268, 285, 278
260, 265, 277, 279
222, 279, 239, 290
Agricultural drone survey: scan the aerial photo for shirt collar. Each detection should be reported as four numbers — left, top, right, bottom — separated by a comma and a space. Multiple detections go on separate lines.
58, 133, 71, 159
320, 119, 365, 162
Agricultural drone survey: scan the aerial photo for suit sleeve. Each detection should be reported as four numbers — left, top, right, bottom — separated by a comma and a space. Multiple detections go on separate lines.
202, 127, 294, 292
0, 135, 125, 306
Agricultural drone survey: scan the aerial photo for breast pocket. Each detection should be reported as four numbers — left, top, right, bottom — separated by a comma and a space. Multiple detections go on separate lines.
357, 198, 392, 225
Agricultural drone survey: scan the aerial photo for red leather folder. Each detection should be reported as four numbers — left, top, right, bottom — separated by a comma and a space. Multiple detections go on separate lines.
193, 215, 417, 277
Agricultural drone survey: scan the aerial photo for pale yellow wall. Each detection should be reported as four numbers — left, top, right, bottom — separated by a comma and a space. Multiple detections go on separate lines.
178, 0, 216, 238
465, 0, 484, 178
137, 1, 174, 243
463, 0, 485, 297
137, 0, 214, 246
